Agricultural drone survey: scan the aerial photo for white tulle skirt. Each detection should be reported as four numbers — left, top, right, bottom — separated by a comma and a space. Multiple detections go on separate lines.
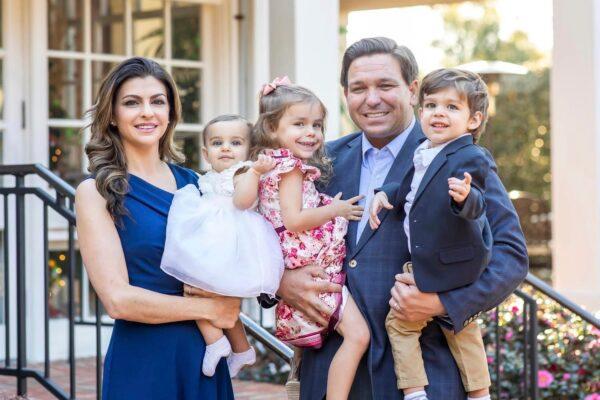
160, 184, 284, 297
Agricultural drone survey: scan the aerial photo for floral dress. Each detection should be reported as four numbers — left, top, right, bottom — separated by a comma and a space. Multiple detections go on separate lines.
258, 149, 348, 348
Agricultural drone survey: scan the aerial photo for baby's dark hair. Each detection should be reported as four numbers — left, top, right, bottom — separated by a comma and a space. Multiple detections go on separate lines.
419, 68, 489, 142
251, 84, 332, 182
202, 114, 253, 146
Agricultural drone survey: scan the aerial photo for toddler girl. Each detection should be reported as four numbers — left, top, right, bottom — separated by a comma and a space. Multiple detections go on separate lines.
251, 78, 371, 400
160, 114, 284, 377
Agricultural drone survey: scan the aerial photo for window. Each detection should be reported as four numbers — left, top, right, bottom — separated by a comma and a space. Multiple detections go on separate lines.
47, 0, 211, 187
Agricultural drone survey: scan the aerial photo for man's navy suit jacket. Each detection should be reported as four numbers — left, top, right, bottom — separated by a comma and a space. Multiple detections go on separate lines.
299, 124, 528, 400
380, 134, 493, 293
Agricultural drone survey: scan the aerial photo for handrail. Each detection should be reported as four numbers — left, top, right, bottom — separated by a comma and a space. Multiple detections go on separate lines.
0, 163, 294, 400
0, 164, 75, 199
524, 273, 599, 327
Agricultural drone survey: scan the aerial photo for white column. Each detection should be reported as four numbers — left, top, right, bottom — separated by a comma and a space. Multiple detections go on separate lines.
268, 0, 340, 139
551, 0, 600, 311
24, 0, 49, 362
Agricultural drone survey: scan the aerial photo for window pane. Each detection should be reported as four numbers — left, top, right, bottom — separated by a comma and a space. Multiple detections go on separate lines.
48, 0, 83, 51
49, 58, 84, 119
172, 2, 202, 60
173, 68, 201, 124
133, 0, 164, 58
48, 250, 83, 319
175, 131, 201, 171
49, 127, 85, 187
92, 61, 119, 103
92, 0, 126, 55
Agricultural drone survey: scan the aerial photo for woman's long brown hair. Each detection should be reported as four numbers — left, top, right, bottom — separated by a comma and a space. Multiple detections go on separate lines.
84, 57, 184, 222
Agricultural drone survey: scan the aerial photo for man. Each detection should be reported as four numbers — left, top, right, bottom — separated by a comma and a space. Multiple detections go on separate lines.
276, 37, 528, 399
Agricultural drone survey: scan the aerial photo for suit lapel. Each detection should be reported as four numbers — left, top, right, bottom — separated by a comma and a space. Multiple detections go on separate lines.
332, 135, 362, 253
412, 135, 473, 208
350, 124, 425, 259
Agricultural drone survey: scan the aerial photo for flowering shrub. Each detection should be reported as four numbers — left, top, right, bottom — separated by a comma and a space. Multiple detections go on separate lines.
480, 284, 599, 399
240, 283, 600, 400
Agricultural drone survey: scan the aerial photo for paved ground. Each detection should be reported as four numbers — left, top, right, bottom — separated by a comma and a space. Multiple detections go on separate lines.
0, 358, 286, 399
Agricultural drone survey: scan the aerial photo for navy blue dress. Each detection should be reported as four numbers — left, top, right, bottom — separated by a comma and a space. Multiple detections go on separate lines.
102, 163, 234, 400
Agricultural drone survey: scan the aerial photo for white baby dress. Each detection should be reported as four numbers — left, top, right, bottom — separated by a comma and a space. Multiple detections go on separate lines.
160, 161, 284, 297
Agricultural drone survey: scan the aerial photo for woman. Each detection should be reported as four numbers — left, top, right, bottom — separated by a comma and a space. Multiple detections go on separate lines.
76, 57, 239, 399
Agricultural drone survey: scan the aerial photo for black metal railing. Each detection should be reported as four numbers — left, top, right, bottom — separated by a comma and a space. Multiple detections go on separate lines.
0, 163, 597, 399
0, 163, 291, 400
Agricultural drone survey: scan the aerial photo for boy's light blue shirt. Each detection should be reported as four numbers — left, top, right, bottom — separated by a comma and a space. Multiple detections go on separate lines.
356, 117, 415, 242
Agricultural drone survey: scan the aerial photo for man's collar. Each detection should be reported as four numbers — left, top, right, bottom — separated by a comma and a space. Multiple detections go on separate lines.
361, 116, 416, 158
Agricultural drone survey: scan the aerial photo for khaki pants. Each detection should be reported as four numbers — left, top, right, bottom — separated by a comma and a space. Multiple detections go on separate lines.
385, 262, 491, 392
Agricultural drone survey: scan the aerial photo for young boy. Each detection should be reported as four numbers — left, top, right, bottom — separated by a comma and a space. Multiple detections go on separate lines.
369, 68, 493, 400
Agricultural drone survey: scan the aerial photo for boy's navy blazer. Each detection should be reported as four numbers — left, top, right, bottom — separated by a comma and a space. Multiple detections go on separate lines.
297, 123, 528, 400
380, 134, 493, 293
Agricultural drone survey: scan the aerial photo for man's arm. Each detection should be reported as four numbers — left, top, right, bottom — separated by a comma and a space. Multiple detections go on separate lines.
390, 160, 528, 333
438, 165, 528, 332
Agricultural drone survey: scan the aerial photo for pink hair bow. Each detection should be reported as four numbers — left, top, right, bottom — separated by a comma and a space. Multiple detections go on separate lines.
262, 76, 292, 95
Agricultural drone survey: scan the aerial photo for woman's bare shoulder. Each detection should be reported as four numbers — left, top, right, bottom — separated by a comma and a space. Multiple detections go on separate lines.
75, 179, 106, 209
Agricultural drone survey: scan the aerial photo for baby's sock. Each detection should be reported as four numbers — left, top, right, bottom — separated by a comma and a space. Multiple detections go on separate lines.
468, 396, 491, 400
227, 347, 256, 378
404, 390, 428, 400
202, 336, 232, 377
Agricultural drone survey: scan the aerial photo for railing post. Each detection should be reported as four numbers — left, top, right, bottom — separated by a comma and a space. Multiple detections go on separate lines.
529, 300, 539, 399
15, 175, 27, 396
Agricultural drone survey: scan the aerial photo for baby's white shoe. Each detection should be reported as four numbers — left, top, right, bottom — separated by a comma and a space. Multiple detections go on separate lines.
227, 347, 256, 378
202, 336, 232, 377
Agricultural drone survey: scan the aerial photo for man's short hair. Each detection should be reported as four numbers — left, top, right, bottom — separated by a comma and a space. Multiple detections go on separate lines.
340, 37, 419, 88
419, 68, 489, 142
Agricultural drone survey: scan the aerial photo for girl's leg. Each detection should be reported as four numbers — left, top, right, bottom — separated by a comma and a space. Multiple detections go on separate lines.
327, 293, 370, 400
196, 319, 231, 377
224, 319, 256, 377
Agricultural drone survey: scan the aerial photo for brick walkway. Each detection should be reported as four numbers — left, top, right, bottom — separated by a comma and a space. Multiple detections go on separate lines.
0, 358, 286, 399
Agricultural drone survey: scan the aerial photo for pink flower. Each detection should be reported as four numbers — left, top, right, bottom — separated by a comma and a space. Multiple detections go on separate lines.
538, 370, 554, 388
584, 394, 600, 400
511, 305, 520, 314
562, 373, 571, 381
505, 330, 514, 341
487, 356, 494, 364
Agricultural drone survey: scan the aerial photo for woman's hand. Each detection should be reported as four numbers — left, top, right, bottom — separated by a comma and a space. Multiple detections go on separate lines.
183, 285, 241, 329
208, 296, 241, 329
330, 193, 364, 221
183, 284, 218, 298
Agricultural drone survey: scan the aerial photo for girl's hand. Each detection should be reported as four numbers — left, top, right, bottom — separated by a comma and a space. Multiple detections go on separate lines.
331, 193, 364, 221
448, 172, 472, 205
251, 154, 276, 175
369, 192, 393, 230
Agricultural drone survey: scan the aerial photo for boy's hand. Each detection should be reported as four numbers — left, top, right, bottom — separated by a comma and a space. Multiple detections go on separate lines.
369, 192, 393, 230
448, 172, 472, 205
251, 154, 276, 175
331, 192, 364, 221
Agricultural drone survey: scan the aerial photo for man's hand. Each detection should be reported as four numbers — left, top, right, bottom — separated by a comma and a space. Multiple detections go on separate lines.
277, 265, 342, 326
369, 191, 393, 230
448, 172, 472, 205
389, 273, 446, 321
